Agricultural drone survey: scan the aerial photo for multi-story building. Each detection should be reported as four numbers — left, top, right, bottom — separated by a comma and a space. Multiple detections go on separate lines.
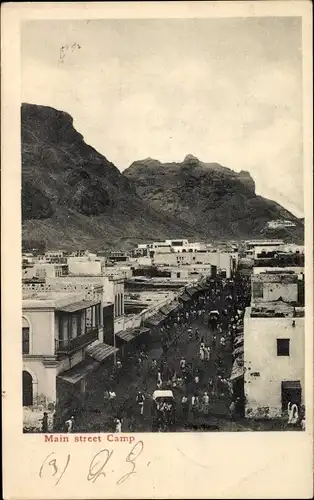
152, 250, 237, 278
22, 262, 69, 279
22, 290, 117, 428
244, 302, 304, 419
244, 240, 284, 258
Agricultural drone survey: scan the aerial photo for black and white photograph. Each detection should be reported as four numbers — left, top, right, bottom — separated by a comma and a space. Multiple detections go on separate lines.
20, 14, 307, 437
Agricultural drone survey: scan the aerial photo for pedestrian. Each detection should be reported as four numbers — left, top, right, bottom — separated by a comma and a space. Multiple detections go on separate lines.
187, 327, 192, 341
109, 390, 116, 400
194, 374, 200, 385
136, 391, 145, 416
116, 359, 122, 370
301, 416, 306, 431
212, 334, 217, 348
191, 394, 199, 417
65, 416, 74, 433
179, 357, 186, 370
114, 417, 123, 433
202, 392, 210, 415
205, 346, 211, 361
41, 412, 48, 433
195, 328, 200, 341
157, 371, 162, 389
288, 402, 299, 425
137, 355, 142, 375
181, 395, 189, 419
220, 336, 226, 347
199, 347, 205, 361
208, 377, 214, 394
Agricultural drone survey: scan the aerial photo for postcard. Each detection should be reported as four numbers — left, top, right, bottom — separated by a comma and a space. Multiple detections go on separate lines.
1, 1, 313, 498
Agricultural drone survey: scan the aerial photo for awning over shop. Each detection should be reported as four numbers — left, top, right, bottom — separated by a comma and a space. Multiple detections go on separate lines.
132, 327, 151, 337
144, 312, 165, 327
57, 300, 101, 313
281, 381, 301, 390
116, 330, 136, 342
160, 303, 179, 316
86, 343, 118, 362
186, 287, 198, 297
179, 293, 191, 303
230, 356, 244, 381
116, 326, 151, 343
234, 335, 244, 347
233, 345, 244, 358
57, 359, 100, 384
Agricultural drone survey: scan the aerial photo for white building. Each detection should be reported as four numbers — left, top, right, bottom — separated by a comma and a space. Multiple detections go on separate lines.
266, 220, 296, 229
22, 262, 68, 279
244, 303, 304, 419
67, 256, 104, 275
251, 273, 299, 304
22, 291, 117, 429
152, 251, 236, 278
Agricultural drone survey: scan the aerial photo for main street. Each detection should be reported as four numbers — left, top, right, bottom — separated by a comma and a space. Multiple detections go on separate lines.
74, 277, 294, 433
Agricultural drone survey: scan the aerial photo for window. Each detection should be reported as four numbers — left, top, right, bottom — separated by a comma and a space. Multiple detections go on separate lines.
22, 327, 30, 354
22, 317, 30, 354
277, 338, 290, 356
252, 281, 263, 298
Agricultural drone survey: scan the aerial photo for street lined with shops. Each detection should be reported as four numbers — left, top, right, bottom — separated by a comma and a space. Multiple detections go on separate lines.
73, 276, 267, 432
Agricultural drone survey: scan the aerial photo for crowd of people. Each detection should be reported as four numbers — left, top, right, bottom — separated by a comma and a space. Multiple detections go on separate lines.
36, 273, 305, 433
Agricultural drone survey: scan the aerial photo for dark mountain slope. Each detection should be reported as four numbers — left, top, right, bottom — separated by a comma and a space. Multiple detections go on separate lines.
124, 155, 304, 242
21, 103, 201, 250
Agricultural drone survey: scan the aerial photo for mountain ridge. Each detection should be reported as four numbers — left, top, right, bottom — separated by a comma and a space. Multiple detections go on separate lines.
21, 103, 304, 249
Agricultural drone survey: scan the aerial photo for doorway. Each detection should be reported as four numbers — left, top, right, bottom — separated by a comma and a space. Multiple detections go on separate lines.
281, 381, 301, 413
22, 371, 33, 406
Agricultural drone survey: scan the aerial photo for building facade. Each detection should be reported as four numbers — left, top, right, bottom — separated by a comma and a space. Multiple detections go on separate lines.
22, 291, 103, 425
244, 304, 304, 418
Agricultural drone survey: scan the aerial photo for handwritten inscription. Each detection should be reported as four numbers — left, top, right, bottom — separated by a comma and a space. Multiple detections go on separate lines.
59, 43, 81, 63
39, 452, 71, 486
39, 440, 145, 486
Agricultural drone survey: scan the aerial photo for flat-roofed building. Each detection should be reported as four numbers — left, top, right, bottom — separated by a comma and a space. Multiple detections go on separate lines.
243, 302, 304, 419
251, 273, 299, 304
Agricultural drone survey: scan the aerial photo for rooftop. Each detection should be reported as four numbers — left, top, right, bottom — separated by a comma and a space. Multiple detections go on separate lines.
23, 290, 85, 309
248, 302, 304, 318
252, 273, 298, 284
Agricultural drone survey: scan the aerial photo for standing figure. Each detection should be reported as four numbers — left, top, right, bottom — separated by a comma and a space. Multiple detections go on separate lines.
114, 417, 123, 433
136, 391, 145, 416
180, 357, 186, 371
65, 416, 74, 433
191, 394, 199, 418
202, 392, 210, 415
195, 328, 200, 341
187, 327, 192, 341
41, 412, 48, 433
157, 371, 163, 389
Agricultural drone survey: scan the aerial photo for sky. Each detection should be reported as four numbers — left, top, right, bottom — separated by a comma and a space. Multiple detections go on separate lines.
21, 17, 304, 216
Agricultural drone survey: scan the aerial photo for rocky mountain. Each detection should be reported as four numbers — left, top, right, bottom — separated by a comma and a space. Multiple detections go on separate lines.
22, 103, 303, 250
124, 155, 304, 242
21, 103, 201, 250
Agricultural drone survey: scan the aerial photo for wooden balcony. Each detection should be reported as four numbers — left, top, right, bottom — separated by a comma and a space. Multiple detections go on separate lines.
55, 327, 99, 354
